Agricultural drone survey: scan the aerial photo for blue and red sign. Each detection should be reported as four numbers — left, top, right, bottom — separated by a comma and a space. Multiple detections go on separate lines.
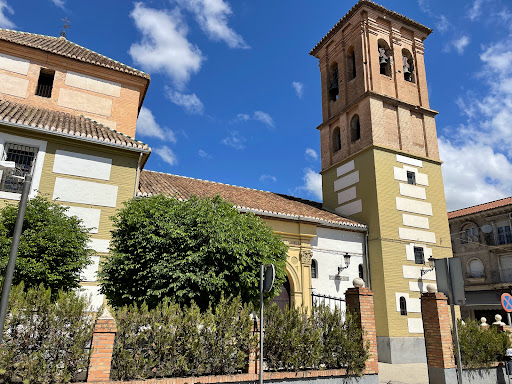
501, 293, 512, 313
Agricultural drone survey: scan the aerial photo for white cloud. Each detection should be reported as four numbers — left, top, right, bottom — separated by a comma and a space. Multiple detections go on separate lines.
253, 111, 275, 128
435, 15, 450, 33
467, 0, 484, 21
305, 148, 318, 161
417, 0, 450, 34
292, 81, 304, 99
259, 174, 277, 183
440, 38, 512, 211
236, 113, 250, 121
301, 168, 322, 201
51, 0, 65, 10
176, 0, 248, 49
198, 149, 212, 158
235, 111, 275, 127
154, 146, 178, 166
440, 140, 512, 211
445, 35, 470, 55
221, 131, 245, 150
129, 2, 203, 88
137, 106, 176, 142
166, 89, 204, 114
0, 1, 15, 29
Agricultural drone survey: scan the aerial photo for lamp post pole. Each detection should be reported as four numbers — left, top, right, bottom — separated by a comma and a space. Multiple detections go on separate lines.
0, 175, 31, 342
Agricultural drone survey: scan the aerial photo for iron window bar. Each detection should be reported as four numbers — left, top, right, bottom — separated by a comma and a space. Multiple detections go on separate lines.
0, 143, 38, 194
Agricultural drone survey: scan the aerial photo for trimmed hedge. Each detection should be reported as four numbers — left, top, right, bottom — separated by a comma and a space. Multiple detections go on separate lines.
264, 303, 369, 375
111, 295, 254, 380
457, 319, 511, 368
0, 283, 95, 384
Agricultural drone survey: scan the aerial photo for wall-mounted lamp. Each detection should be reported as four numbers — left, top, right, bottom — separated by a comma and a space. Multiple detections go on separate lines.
337, 252, 351, 275
420, 256, 435, 276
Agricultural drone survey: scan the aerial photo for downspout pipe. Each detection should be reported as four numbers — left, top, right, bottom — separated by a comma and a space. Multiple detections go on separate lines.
364, 230, 371, 289
133, 152, 143, 197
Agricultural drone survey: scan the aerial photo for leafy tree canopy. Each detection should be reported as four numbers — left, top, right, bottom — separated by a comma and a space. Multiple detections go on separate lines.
99, 194, 288, 310
0, 195, 92, 293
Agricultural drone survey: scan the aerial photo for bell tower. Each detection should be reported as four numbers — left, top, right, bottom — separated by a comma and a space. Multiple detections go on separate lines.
311, 1, 453, 363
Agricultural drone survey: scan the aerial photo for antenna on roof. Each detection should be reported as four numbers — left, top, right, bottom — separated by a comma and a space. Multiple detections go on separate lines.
59, 17, 71, 38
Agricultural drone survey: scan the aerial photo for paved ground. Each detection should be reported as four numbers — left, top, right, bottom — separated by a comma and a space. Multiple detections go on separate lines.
378, 363, 429, 384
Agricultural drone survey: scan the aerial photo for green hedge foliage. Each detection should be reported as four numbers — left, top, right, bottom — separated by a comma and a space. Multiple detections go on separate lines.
264, 303, 369, 375
111, 295, 254, 380
456, 319, 511, 368
0, 283, 95, 384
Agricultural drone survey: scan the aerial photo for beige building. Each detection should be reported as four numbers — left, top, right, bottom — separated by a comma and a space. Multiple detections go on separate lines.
311, 0, 453, 363
0, 30, 151, 308
448, 197, 512, 322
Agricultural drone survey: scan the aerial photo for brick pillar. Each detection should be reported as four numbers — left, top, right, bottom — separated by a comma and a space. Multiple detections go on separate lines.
420, 291, 457, 384
87, 308, 117, 383
246, 315, 260, 374
345, 285, 378, 375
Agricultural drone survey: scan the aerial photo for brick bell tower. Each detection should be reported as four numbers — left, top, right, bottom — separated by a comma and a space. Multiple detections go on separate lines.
310, 1, 453, 363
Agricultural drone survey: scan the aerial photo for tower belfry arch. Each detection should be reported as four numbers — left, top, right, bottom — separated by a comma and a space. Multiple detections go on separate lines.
310, 0, 453, 364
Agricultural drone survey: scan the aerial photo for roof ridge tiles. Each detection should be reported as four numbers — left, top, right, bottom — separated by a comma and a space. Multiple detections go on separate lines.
0, 28, 150, 80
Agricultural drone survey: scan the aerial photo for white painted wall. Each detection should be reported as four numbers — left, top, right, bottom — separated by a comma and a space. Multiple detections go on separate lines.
311, 227, 365, 312
65, 71, 121, 97
53, 177, 118, 207
0, 53, 30, 75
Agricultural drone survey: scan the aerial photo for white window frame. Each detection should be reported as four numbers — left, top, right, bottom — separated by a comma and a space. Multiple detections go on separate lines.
0, 133, 46, 200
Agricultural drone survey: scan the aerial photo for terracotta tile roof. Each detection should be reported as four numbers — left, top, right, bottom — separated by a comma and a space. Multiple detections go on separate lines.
0, 98, 150, 151
137, 170, 366, 230
448, 197, 512, 219
310, 0, 433, 56
0, 29, 150, 80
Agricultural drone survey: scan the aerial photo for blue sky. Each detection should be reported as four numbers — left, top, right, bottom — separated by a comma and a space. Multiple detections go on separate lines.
3, 0, 512, 211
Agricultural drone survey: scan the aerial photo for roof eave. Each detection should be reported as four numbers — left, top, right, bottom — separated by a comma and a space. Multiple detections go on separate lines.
309, 0, 433, 57
0, 119, 151, 154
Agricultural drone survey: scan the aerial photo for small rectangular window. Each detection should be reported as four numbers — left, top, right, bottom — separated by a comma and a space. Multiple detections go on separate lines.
0, 143, 38, 193
407, 171, 416, 185
35, 68, 55, 98
414, 246, 424, 265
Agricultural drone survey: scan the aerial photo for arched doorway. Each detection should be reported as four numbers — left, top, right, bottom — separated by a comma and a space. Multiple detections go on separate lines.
271, 277, 291, 311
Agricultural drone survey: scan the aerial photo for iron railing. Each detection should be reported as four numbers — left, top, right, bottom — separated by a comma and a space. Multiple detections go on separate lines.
35, 83, 53, 98
311, 291, 345, 311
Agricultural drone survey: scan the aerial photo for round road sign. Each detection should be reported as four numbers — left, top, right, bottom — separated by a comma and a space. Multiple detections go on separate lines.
501, 293, 512, 313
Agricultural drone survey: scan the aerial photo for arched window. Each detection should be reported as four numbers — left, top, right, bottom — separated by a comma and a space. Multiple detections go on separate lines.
462, 224, 479, 244
399, 296, 407, 316
468, 258, 485, 278
378, 39, 392, 77
350, 115, 360, 142
402, 49, 415, 83
329, 62, 339, 101
358, 264, 364, 279
311, 259, 318, 279
347, 46, 356, 80
332, 127, 341, 152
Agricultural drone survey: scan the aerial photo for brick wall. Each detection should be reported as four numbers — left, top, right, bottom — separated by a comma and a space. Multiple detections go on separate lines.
420, 291, 455, 370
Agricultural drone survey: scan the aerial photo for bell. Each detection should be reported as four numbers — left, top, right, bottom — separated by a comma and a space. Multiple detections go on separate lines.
329, 82, 339, 97
380, 56, 388, 65
403, 66, 411, 75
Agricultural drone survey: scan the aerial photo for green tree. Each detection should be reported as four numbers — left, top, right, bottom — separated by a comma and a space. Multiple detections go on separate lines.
0, 195, 92, 293
99, 194, 288, 309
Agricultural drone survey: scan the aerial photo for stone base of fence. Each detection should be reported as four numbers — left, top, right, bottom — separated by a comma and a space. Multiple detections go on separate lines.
77, 369, 379, 384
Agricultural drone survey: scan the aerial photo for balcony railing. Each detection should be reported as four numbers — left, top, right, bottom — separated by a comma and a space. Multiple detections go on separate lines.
489, 269, 512, 284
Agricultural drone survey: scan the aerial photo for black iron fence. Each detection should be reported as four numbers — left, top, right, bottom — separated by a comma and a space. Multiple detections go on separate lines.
311, 292, 345, 310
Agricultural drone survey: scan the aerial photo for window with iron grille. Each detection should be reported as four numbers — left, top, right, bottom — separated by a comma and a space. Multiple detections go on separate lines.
311, 259, 318, 279
498, 225, 512, 245
35, 68, 55, 98
0, 143, 38, 193
414, 246, 424, 265
399, 296, 407, 316
407, 171, 416, 185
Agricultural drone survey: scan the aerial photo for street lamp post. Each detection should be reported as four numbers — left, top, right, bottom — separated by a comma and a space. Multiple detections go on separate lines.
0, 174, 32, 342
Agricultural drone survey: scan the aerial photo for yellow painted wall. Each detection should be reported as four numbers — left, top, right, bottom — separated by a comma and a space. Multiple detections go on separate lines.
322, 145, 453, 337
